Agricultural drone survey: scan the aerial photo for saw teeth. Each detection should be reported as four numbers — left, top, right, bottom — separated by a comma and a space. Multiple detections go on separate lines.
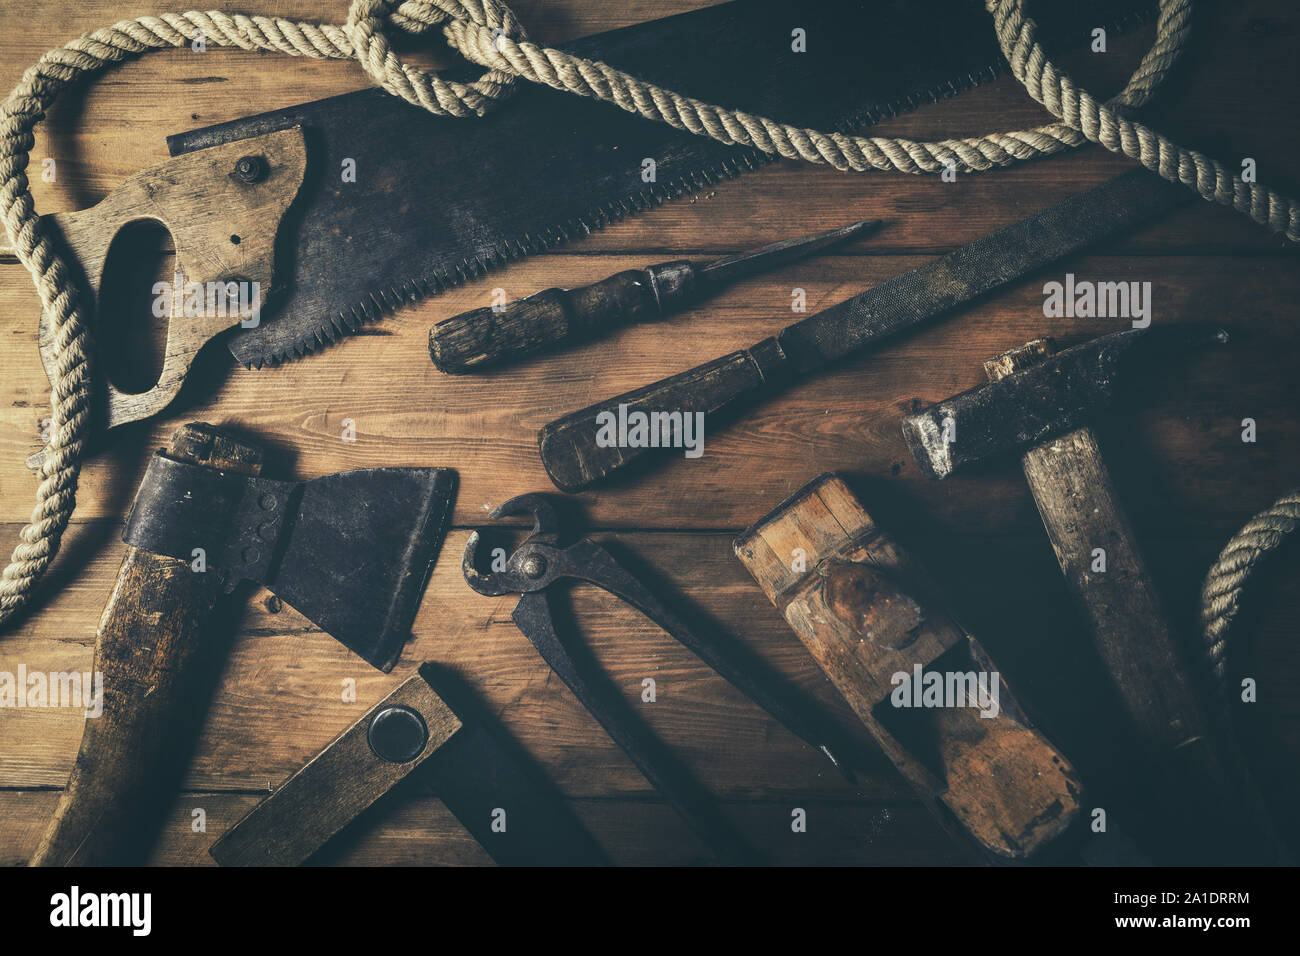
237, 0, 1160, 370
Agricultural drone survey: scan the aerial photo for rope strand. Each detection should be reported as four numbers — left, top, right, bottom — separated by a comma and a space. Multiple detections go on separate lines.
1, 0, 1296, 625
1201, 489, 1300, 693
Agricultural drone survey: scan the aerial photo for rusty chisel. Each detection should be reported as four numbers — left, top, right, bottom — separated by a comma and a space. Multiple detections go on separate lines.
428, 220, 882, 373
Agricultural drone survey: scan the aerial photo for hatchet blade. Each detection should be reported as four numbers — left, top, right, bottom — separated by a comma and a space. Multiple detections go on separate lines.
270, 468, 457, 671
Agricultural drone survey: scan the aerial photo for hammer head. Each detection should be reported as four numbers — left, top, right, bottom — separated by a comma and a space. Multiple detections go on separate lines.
902, 326, 1227, 479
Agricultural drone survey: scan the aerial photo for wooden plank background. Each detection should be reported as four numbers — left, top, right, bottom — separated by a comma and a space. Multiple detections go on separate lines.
1, 0, 1297, 865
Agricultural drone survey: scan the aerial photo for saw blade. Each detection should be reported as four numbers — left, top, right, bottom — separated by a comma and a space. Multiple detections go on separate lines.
167, 0, 1153, 369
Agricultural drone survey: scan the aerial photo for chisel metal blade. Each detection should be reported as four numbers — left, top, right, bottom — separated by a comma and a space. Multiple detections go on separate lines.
162, 0, 1151, 370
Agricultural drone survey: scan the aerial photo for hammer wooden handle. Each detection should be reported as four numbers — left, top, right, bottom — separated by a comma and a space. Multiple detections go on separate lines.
430, 263, 696, 373
30, 424, 261, 866
988, 342, 1286, 862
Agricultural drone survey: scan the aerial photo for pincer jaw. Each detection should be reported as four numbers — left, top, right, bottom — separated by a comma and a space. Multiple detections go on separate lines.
462, 530, 510, 596
489, 493, 561, 536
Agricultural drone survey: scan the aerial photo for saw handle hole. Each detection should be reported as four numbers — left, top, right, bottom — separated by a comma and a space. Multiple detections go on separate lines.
96, 218, 172, 395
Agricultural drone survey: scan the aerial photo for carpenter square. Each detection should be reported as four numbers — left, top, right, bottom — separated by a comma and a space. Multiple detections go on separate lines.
538, 169, 1193, 492
428, 219, 883, 373
30, 422, 456, 867
902, 328, 1288, 865
210, 663, 609, 867
20, 0, 1149, 460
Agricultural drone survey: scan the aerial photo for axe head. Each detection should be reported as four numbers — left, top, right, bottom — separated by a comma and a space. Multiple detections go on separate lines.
902, 326, 1228, 479
270, 468, 457, 670
124, 449, 457, 671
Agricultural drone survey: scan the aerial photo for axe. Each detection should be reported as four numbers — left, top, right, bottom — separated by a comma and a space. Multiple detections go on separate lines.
902, 327, 1286, 863
29, 423, 456, 866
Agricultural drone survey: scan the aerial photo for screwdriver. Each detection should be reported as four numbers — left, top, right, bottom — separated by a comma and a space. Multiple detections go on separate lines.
428, 218, 884, 373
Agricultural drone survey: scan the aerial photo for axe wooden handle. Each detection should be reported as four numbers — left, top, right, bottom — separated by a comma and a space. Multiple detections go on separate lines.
30, 423, 262, 866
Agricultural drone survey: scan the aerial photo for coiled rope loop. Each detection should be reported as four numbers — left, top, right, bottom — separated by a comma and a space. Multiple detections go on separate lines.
1, 0, 1297, 626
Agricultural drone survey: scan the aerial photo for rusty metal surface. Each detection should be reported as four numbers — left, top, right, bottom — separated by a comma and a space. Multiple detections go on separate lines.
901, 326, 1230, 479
124, 451, 457, 671
164, 0, 1150, 369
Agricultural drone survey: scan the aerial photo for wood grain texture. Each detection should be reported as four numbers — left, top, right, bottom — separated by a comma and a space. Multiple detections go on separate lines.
736, 474, 1082, 860
33, 129, 305, 433
1, 0, 1299, 865
30, 423, 263, 866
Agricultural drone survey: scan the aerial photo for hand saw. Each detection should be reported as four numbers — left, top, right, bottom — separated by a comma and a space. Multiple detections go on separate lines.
27, 0, 1150, 446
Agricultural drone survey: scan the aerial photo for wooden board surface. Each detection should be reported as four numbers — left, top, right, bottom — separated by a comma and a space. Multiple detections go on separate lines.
1, 0, 1298, 866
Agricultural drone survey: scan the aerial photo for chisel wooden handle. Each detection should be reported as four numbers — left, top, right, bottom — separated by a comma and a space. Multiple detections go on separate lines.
538, 337, 790, 492
430, 262, 697, 373
30, 423, 260, 866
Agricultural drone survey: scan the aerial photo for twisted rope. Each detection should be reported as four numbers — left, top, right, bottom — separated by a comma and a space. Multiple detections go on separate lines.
1, 0, 1296, 625
1200, 489, 1300, 692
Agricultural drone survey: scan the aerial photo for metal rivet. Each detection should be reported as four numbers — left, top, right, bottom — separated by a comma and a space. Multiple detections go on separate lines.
367, 706, 429, 763
241, 545, 261, 565
233, 155, 266, 183
259, 493, 278, 512
521, 554, 547, 578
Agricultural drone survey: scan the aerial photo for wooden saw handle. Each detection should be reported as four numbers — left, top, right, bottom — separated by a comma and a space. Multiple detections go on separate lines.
30, 423, 262, 866
34, 129, 306, 435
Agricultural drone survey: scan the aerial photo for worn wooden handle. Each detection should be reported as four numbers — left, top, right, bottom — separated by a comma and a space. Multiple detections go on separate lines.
987, 341, 1287, 862
429, 272, 649, 373
431, 263, 696, 374
30, 424, 262, 866
735, 474, 1083, 860
34, 129, 307, 434
538, 335, 788, 492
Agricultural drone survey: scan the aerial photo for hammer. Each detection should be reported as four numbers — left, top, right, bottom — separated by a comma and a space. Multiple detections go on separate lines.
902, 326, 1284, 863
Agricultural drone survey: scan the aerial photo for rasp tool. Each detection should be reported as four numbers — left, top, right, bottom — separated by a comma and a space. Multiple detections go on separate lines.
428, 219, 883, 373
537, 169, 1195, 492
462, 493, 863, 864
18, 0, 1150, 457
211, 664, 610, 867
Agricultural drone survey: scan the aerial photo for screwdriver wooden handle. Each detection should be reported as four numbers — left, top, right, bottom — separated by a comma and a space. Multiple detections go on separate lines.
538, 336, 790, 492
430, 262, 697, 373
30, 423, 260, 866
